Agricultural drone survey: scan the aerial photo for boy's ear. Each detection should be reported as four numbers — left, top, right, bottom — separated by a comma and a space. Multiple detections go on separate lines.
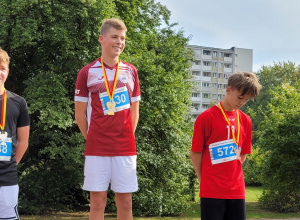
99, 35, 103, 44
226, 86, 232, 94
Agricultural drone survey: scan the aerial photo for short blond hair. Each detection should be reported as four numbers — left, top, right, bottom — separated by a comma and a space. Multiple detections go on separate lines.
0, 47, 10, 67
228, 72, 262, 98
100, 18, 127, 36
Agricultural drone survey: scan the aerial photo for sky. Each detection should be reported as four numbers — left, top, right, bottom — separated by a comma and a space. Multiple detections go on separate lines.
157, 0, 300, 72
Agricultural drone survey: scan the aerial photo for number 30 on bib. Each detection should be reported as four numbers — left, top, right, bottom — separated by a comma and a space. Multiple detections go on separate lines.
99, 87, 130, 115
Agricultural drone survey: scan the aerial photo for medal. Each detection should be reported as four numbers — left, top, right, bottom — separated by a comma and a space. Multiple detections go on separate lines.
100, 57, 120, 116
219, 102, 241, 158
0, 131, 7, 145
107, 100, 116, 115
0, 89, 7, 143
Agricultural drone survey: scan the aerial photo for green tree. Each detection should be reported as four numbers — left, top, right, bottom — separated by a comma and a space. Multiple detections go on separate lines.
256, 84, 300, 212
0, 0, 194, 215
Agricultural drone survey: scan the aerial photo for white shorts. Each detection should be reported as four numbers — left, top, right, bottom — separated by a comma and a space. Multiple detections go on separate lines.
83, 156, 138, 193
0, 185, 20, 220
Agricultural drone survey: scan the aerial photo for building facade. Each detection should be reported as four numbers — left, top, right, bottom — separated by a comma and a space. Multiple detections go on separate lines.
187, 45, 253, 120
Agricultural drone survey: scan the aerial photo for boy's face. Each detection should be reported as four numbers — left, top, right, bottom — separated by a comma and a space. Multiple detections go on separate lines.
99, 27, 126, 59
0, 62, 9, 85
226, 86, 252, 110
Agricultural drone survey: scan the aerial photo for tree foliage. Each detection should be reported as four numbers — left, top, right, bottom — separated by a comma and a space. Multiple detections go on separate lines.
0, 0, 194, 215
256, 84, 300, 212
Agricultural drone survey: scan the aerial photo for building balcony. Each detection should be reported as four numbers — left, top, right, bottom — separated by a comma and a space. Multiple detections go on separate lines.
202, 54, 212, 60
224, 68, 232, 72
202, 66, 212, 71
191, 97, 201, 102
202, 76, 211, 81
224, 57, 233, 62
192, 64, 202, 69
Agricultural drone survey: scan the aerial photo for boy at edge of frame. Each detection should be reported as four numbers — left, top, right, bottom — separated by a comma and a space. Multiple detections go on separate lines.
190, 72, 262, 220
74, 18, 140, 220
0, 48, 30, 220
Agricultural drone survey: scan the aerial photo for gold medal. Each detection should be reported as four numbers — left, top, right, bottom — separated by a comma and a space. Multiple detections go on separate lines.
100, 57, 120, 116
107, 101, 116, 115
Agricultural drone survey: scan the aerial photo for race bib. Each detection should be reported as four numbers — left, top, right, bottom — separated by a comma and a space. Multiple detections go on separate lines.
99, 87, 130, 115
0, 138, 12, 161
209, 139, 239, 165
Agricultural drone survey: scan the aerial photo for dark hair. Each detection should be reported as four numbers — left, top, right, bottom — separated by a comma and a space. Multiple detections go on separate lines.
228, 72, 262, 98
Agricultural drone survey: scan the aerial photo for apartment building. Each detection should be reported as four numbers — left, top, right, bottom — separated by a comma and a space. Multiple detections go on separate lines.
187, 45, 253, 120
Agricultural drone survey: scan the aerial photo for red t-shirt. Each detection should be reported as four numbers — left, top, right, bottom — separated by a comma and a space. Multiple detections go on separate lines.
75, 58, 141, 156
191, 105, 252, 199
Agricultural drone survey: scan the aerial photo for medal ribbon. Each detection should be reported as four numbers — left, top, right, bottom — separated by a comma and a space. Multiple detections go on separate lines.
219, 102, 240, 146
100, 57, 120, 101
0, 89, 7, 131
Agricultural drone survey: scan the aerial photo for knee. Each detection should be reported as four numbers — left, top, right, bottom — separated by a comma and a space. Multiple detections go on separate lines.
116, 194, 132, 211
90, 195, 107, 212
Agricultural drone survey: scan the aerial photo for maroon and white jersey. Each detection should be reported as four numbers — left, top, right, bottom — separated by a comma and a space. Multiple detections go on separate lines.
75, 58, 141, 156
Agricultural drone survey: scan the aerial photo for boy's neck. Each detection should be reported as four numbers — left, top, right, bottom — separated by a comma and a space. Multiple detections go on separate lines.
0, 85, 4, 95
220, 99, 235, 111
101, 55, 119, 67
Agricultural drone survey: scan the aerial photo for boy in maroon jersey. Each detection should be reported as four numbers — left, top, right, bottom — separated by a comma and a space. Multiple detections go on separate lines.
74, 18, 140, 220
190, 72, 261, 220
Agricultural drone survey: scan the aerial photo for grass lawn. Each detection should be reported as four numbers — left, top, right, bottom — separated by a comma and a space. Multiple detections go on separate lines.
21, 187, 300, 219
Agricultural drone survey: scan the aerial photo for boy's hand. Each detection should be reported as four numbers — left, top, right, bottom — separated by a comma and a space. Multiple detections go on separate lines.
234, 147, 241, 159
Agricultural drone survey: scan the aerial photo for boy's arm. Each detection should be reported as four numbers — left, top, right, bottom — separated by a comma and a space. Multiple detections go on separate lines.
75, 101, 88, 140
131, 101, 139, 133
190, 151, 202, 182
15, 125, 30, 165
241, 154, 247, 163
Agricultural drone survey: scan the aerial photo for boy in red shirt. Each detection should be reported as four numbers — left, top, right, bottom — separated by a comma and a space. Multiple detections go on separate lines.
75, 18, 140, 220
190, 72, 261, 220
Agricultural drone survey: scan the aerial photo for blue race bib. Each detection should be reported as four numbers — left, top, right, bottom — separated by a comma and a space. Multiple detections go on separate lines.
0, 138, 12, 161
209, 139, 239, 165
99, 87, 130, 115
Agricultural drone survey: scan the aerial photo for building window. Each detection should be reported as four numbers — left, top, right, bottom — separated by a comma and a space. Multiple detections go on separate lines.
218, 84, 222, 89
202, 93, 210, 99
203, 61, 211, 66
193, 60, 201, 65
212, 94, 217, 99
218, 94, 224, 100
202, 82, 210, 87
224, 53, 232, 57
193, 103, 200, 110
213, 51, 218, 57
203, 50, 211, 55
213, 72, 217, 78
219, 52, 223, 58
214, 62, 218, 67
202, 104, 209, 109
223, 84, 227, 89
218, 73, 222, 78
224, 73, 229, 79
192, 71, 201, 76
192, 93, 199, 97
225, 64, 232, 68
212, 83, 217, 88
203, 72, 211, 77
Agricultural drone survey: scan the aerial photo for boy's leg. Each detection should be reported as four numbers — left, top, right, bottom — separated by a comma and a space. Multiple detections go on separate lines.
89, 191, 107, 220
111, 156, 138, 220
0, 185, 20, 220
115, 193, 132, 220
224, 199, 246, 220
82, 156, 111, 220
201, 198, 226, 220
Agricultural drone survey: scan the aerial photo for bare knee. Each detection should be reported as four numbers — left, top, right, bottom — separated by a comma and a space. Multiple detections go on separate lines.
90, 191, 107, 212
115, 193, 132, 211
